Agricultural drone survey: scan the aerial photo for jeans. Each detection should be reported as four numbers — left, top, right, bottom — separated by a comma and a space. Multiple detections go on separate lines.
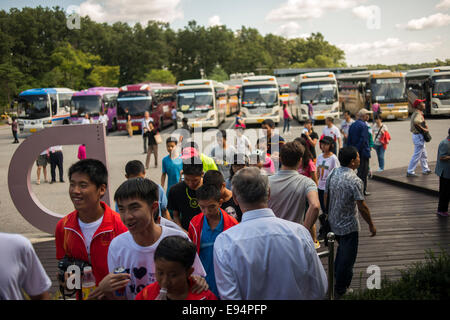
407, 133, 430, 174
373, 144, 385, 170
334, 231, 359, 296
283, 118, 290, 133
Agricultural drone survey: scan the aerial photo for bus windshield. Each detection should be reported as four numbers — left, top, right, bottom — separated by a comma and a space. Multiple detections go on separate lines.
370, 78, 406, 103
242, 85, 278, 108
177, 89, 214, 113
18, 95, 50, 119
71, 96, 101, 115
432, 76, 450, 99
300, 81, 337, 104
117, 91, 152, 116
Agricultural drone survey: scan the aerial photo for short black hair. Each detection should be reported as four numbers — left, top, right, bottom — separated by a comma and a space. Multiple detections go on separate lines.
203, 170, 225, 189
68, 159, 108, 188
196, 184, 222, 202
166, 136, 178, 145
182, 157, 203, 176
280, 141, 304, 167
338, 146, 358, 167
125, 160, 145, 178
216, 129, 227, 140
261, 119, 275, 128
154, 236, 196, 270
326, 117, 334, 123
114, 177, 159, 209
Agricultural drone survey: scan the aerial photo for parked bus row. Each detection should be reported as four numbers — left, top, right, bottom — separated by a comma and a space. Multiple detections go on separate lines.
15, 66, 449, 135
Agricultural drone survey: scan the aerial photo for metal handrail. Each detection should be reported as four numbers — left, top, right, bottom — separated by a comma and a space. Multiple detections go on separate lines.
317, 232, 336, 300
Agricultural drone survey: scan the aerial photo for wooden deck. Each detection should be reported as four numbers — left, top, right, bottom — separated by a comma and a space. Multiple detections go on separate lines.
33, 178, 449, 298
372, 161, 439, 196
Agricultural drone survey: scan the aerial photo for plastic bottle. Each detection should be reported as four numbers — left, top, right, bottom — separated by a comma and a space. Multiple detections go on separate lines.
155, 288, 167, 300
81, 266, 96, 300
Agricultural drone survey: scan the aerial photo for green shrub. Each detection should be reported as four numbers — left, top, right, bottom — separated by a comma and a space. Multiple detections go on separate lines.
343, 248, 450, 300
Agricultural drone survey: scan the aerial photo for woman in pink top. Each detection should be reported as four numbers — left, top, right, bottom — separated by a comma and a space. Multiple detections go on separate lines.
282, 102, 293, 134
77, 144, 86, 160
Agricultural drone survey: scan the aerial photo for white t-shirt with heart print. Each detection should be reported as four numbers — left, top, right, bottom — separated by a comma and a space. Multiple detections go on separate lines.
107, 226, 206, 300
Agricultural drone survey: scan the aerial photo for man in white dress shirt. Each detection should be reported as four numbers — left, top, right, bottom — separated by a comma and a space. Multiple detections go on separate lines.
213, 167, 328, 300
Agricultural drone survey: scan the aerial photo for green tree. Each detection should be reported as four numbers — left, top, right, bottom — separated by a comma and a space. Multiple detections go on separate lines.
208, 65, 228, 82
87, 65, 120, 87
142, 69, 176, 84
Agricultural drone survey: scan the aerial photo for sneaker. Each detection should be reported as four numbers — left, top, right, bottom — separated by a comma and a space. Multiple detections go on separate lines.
406, 172, 418, 177
437, 211, 449, 217
422, 170, 432, 175
376, 168, 384, 172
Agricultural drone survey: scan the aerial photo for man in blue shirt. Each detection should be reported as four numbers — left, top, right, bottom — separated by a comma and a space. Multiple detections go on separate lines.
347, 109, 371, 196
161, 136, 183, 192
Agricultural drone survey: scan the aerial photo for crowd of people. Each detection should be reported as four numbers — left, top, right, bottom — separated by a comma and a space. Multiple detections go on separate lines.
2, 99, 449, 300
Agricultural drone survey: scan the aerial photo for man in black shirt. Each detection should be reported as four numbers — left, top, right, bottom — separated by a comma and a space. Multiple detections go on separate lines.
167, 156, 203, 232
203, 170, 242, 222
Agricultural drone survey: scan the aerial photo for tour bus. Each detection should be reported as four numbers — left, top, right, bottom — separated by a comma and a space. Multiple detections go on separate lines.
70, 87, 119, 131
336, 70, 387, 116
406, 66, 450, 116
292, 72, 339, 122
365, 71, 408, 120
17, 88, 74, 134
225, 85, 240, 116
116, 82, 176, 132
239, 75, 281, 124
176, 79, 227, 128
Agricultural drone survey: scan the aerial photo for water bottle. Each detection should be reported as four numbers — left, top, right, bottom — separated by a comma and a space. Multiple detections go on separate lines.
155, 288, 167, 300
81, 266, 96, 300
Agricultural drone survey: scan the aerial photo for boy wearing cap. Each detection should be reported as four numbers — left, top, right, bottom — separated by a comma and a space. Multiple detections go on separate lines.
407, 99, 431, 177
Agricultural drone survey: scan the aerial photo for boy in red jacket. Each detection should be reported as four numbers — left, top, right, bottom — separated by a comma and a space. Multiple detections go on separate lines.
55, 159, 127, 298
188, 184, 238, 298
135, 235, 217, 300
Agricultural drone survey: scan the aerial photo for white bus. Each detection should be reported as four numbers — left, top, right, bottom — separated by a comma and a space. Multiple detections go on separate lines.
176, 79, 226, 129
240, 75, 281, 124
292, 72, 339, 122
17, 88, 74, 134
406, 66, 450, 116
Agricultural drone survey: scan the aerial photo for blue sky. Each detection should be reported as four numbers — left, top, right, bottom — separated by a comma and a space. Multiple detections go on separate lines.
2, 0, 450, 66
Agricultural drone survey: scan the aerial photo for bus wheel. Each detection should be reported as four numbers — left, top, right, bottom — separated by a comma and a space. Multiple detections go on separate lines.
63, 119, 69, 125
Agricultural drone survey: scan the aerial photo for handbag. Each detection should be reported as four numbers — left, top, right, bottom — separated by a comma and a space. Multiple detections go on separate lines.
419, 121, 431, 143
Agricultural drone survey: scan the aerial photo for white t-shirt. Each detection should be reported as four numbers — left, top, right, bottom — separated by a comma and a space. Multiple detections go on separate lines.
81, 118, 91, 124
317, 154, 340, 190
0, 233, 52, 300
78, 216, 103, 259
235, 135, 251, 155
98, 114, 109, 126
107, 226, 206, 300
322, 125, 341, 142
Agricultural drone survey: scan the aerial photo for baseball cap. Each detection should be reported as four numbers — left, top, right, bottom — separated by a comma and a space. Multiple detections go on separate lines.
413, 99, 425, 108
180, 147, 199, 159
357, 108, 370, 116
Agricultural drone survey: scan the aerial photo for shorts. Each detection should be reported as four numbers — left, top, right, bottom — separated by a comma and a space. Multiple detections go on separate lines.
36, 154, 48, 167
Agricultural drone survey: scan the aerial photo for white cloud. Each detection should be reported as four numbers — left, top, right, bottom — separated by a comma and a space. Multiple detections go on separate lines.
79, 0, 183, 24
397, 13, 450, 30
338, 38, 443, 65
208, 15, 222, 27
436, 0, 450, 10
266, 0, 367, 22
274, 22, 302, 38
